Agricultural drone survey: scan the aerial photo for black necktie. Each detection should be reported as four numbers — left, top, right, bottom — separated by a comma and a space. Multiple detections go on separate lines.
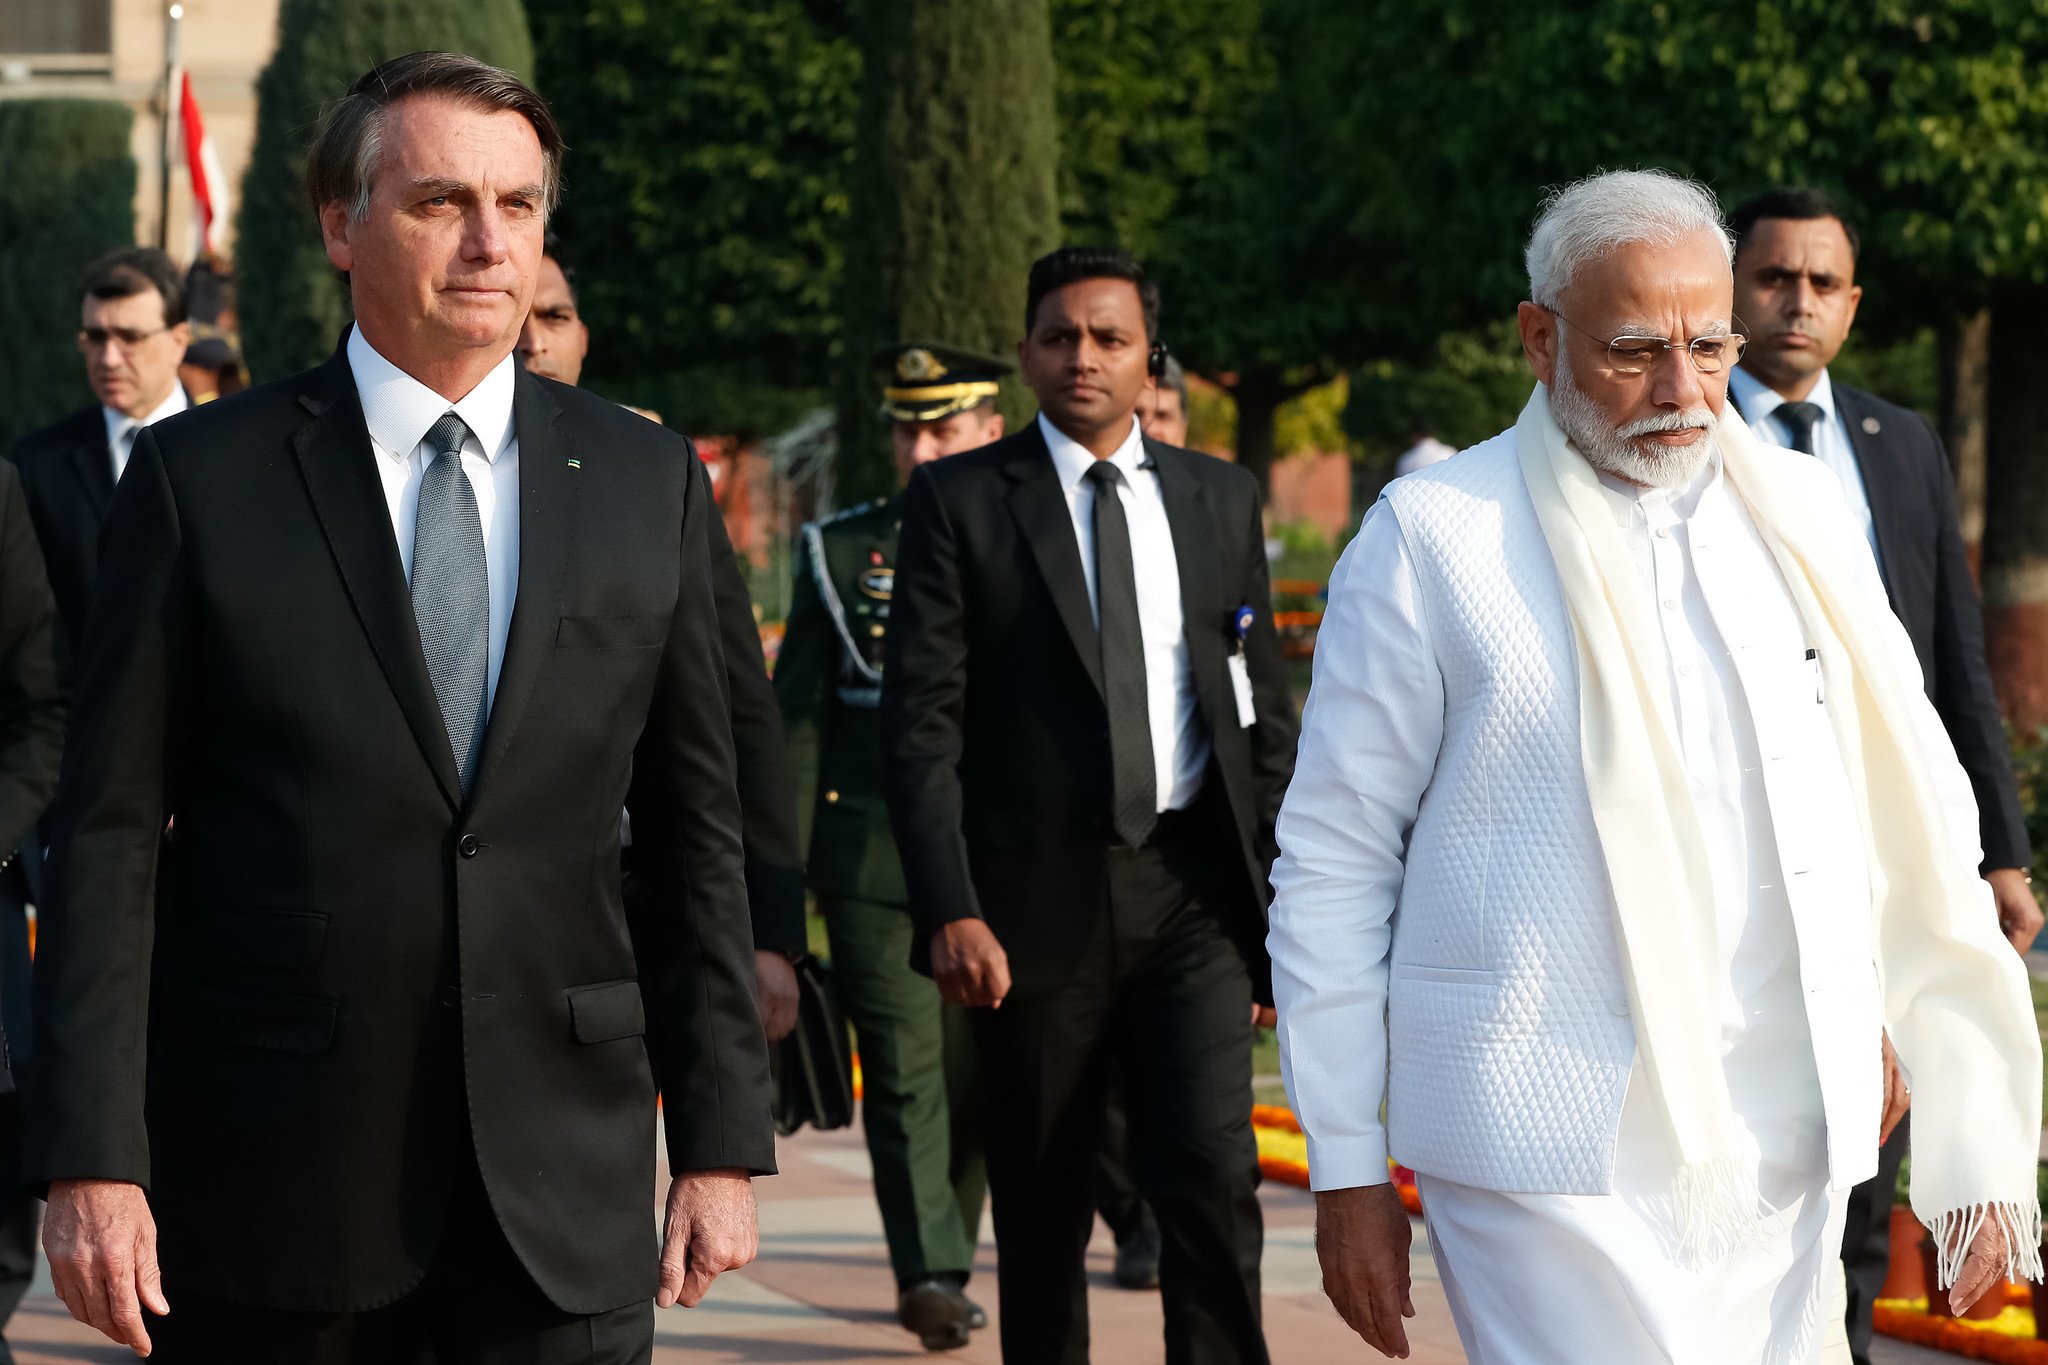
1776, 401, 1824, 455
1085, 461, 1157, 847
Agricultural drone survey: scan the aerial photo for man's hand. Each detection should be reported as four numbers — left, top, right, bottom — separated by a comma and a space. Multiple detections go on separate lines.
931, 919, 1010, 1009
1251, 1004, 1277, 1029
1948, 1209, 2013, 1316
1315, 1183, 1415, 1358
45, 1178, 166, 1357
1988, 868, 2042, 956
659, 1169, 758, 1310
753, 950, 800, 1045
1880, 1031, 1911, 1145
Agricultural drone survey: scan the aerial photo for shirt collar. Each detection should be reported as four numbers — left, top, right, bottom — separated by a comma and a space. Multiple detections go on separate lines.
1040, 411, 1147, 493
102, 384, 190, 446
345, 324, 517, 464
1729, 363, 1835, 430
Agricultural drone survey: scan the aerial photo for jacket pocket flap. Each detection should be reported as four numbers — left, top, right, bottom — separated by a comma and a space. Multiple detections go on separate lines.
569, 979, 647, 1043
208, 909, 328, 969
194, 989, 337, 1055
555, 614, 665, 650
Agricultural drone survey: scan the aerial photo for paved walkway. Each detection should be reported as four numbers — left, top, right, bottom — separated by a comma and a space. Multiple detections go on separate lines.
0, 1124, 1965, 1362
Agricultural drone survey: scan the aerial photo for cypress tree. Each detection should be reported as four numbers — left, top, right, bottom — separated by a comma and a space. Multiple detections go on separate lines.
236, 0, 534, 380
837, 0, 1061, 504
0, 100, 136, 453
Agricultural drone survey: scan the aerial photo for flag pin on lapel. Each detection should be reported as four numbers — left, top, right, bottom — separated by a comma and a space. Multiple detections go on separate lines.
1861, 417, 1881, 434
566, 458, 582, 469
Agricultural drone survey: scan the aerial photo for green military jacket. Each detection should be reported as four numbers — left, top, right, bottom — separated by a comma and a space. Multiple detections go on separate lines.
775, 497, 909, 906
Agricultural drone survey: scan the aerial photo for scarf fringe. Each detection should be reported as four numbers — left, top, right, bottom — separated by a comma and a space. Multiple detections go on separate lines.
1671, 1157, 1768, 1270
1930, 1201, 2046, 1289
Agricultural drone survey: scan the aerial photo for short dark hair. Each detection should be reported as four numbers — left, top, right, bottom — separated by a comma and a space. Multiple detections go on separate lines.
305, 50, 565, 223
80, 247, 187, 326
1025, 246, 1159, 342
1728, 187, 1859, 261
542, 229, 577, 303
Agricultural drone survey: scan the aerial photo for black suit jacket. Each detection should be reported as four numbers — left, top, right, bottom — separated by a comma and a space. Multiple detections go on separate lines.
1733, 380, 2029, 871
27, 350, 775, 1315
880, 424, 1298, 1000
9, 403, 119, 664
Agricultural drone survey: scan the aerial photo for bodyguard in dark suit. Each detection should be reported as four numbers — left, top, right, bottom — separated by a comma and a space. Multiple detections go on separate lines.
10, 248, 194, 661
30, 53, 772, 1363
883, 248, 1297, 1364
1728, 187, 2034, 1365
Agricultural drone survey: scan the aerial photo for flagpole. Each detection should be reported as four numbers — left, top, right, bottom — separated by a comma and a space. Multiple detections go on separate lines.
157, 3, 184, 251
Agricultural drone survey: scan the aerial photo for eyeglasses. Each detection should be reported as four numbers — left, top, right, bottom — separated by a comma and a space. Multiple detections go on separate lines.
1545, 307, 1745, 376
77, 326, 173, 354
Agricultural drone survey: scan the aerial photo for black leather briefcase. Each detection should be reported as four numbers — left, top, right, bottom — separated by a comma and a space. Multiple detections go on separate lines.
769, 954, 855, 1136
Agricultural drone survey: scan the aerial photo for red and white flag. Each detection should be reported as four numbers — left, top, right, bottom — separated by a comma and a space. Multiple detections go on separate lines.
179, 71, 229, 260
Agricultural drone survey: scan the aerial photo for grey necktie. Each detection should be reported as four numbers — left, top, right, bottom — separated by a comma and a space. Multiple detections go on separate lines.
1776, 400, 1824, 455
411, 412, 490, 792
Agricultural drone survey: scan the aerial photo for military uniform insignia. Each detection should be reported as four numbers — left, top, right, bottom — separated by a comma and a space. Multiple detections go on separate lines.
897, 348, 948, 383
858, 567, 894, 600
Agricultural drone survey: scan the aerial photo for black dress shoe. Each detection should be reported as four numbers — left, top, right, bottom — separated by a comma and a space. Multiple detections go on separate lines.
898, 1279, 972, 1351
1113, 1222, 1162, 1290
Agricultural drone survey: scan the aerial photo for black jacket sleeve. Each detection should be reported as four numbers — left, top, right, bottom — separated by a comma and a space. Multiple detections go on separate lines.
880, 465, 980, 938
0, 462, 65, 859
1236, 477, 1298, 891
1919, 413, 2030, 871
703, 504, 808, 956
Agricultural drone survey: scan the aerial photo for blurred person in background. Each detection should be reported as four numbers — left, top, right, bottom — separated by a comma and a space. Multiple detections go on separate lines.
1136, 354, 1189, 447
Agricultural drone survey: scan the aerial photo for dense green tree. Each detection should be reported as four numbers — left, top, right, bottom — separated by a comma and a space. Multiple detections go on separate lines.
0, 100, 135, 452
529, 0, 857, 436
236, 0, 534, 380
836, 0, 1061, 502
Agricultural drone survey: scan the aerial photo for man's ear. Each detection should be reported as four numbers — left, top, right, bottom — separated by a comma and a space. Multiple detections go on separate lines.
1517, 301, 1558, 387
319, 202, 354, 273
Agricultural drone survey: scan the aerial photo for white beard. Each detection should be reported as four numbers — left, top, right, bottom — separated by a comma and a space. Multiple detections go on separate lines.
1549, 359, 1716, 490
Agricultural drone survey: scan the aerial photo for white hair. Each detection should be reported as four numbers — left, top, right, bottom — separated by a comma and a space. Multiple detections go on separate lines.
1525, 169, 1732, 308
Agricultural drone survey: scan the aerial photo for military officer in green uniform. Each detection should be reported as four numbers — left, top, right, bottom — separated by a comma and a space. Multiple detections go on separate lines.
777, 344, 1009, 1351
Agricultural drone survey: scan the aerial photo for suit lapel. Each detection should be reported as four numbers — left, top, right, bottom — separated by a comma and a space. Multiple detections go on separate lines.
1151, 444, 1226, 733
290, 352, 465, 810
1002, 424, 1105, 697
470, 371, 573, 798
66, 413, 115, 519
1833, 385, 1907, 590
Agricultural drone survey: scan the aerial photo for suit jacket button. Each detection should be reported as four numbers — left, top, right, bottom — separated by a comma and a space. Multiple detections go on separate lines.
458, 834, 481, 858
824, 790, 840, 803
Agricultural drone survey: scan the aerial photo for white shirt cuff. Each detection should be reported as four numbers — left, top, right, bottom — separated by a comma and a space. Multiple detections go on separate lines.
1305, 1132, 1391, 1192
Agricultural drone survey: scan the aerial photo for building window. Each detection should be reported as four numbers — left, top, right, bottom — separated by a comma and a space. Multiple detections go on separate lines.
1, 0, 113, 56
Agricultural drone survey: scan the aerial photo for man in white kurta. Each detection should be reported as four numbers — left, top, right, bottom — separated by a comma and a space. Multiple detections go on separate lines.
1268, 170, 2039, 1365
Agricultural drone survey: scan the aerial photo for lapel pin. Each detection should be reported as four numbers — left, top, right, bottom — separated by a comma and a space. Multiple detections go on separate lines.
566, 458, 582, 469
1861, 417, 1881, 435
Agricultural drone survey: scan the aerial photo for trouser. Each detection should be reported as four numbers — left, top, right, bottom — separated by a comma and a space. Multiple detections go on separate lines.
0, 862, 34, 1365
824, 894, 985, 1289
151, 1151, 654, 1364
1095, 1078, 1156, 1247
1843, 1115, 1910, 1365
976, 812, 1269, 1365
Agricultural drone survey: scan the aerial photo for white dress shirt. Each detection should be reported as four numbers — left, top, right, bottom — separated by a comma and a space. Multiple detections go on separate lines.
1039, 412, 1209, 811
103, 384, 189, 483
345, 325, 522, 709
1729, 365, 1880, 569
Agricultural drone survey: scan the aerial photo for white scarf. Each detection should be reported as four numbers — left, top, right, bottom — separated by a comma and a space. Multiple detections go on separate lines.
1513, 385, 2043, 1285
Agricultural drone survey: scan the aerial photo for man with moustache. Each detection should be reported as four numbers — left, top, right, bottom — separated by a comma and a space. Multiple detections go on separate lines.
30, 51, 772, 1362
1271, 170, 2041, 1362
883, 247, 1296, 1363
1725, 185, 2037, 1365
777, 343, 1006, 1351
516, 236, 808, 1045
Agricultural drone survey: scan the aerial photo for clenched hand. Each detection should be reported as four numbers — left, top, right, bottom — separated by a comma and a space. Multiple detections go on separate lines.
931, 919, 1010, 1009
753, 950, 801, 1044
1316, 1182, 1415, 1358
659, 1169, 759, 1309
46, 1178, 166, 1356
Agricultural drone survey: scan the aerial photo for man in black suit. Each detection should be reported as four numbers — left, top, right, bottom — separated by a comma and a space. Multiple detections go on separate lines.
10, 248, 194, 661
30, 52, 773, 1363
1727, 186, 2036, 1365
883, 247, 1297, 1364
517, 237, 808, 1042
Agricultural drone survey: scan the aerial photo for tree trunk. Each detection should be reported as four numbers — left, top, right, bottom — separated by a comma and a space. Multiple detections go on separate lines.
1979, 283, 2048, 730
1940, 308, 1991, 572
835, 0, 1060, 506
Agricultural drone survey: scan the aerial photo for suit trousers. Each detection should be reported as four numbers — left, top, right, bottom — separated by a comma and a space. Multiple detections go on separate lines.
1843, 1116, 1909, 1365
975, 810, 1269, 1365
825, 895, 985, 1290
149, 1146, 654, 1365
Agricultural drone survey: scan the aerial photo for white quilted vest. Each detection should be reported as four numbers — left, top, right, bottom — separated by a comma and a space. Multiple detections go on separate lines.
1378, 433, 1883, 1195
